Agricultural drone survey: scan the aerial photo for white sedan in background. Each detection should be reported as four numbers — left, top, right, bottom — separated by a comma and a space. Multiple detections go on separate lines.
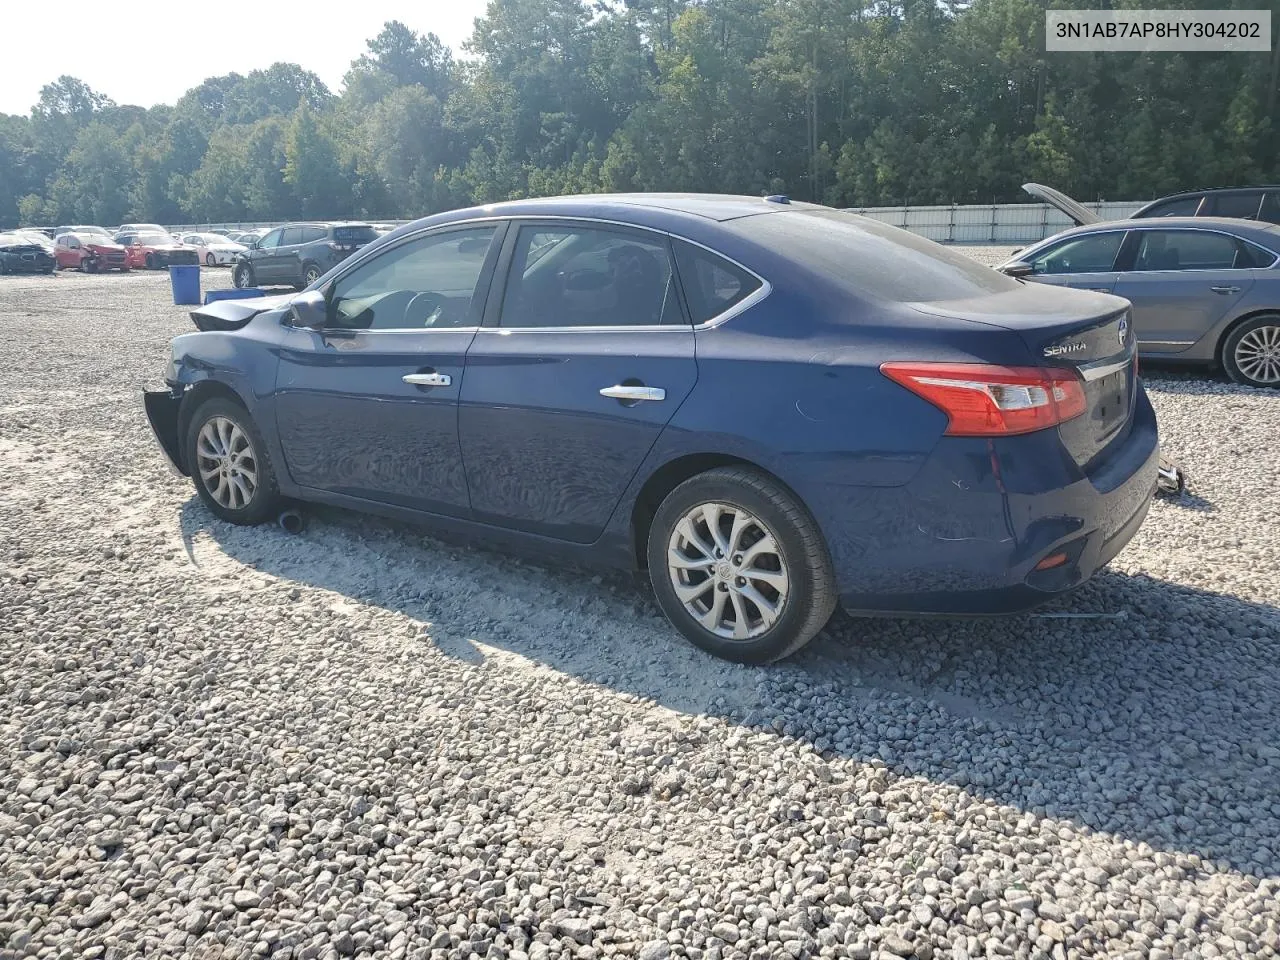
181, 233, 247, 266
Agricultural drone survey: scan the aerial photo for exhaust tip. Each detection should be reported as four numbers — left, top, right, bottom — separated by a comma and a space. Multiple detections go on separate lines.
278, 509, 306, 535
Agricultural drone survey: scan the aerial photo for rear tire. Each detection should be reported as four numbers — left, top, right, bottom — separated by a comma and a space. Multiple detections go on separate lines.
646, 466, 836, 663
184, 397, 281, 526
300, 262, 322, 288
1221, 313, 1280, 388
233, 262, 255, 289
144, 253, 156, 270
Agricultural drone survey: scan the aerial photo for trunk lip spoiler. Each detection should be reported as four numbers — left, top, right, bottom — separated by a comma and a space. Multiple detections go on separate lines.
1021, 182, 1103, 226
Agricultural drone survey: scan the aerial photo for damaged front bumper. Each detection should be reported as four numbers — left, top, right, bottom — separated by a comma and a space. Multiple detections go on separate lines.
143, 388, 188, 478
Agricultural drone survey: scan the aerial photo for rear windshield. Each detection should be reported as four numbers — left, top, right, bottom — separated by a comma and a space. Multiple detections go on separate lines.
739, 210, 1018, 302
334, 226, 378, 244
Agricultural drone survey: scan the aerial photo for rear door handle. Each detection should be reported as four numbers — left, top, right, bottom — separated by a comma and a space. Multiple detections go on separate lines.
403, 372, 451, 387
1210, 285, 1241, 295
600, 385, 665, 402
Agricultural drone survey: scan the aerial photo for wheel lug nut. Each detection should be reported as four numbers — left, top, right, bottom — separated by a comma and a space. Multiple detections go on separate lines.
735, 576, 746, 586
732, 554, 742, 564
717, 582, 728, 592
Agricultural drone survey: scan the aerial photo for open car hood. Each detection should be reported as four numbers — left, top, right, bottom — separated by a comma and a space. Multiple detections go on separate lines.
189, 292, 297, 332
1022, 183, 1101, 226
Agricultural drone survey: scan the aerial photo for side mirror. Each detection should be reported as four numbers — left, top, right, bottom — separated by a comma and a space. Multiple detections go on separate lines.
1000, 261, 1034, 278
290, 289, 328, 329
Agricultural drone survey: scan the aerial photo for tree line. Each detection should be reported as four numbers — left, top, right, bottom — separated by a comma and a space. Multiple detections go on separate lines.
2, 0, 1278, 228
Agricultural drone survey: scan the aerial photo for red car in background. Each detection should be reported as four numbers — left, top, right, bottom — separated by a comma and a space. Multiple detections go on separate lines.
54, 232, 130, 272
114, 232, 199, 270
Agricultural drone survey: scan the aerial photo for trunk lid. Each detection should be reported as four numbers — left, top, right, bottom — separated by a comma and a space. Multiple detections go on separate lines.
909, 285, 1137, 469
1022, 182, 1102, 226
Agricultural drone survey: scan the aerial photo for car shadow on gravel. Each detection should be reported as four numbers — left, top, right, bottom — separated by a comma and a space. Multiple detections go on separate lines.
186, 499, 1280, 879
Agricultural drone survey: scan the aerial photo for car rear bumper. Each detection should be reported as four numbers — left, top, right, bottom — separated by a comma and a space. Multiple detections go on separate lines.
829, 387, 1160, 616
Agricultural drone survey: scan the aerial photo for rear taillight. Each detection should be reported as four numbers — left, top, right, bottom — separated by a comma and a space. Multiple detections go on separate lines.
880, 362, 1087, 437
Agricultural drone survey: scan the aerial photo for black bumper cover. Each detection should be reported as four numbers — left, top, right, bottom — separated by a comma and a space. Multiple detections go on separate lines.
144, 390, 187, 476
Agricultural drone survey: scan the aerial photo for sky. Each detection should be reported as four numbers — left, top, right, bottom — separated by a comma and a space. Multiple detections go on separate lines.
1, 2, 490, 116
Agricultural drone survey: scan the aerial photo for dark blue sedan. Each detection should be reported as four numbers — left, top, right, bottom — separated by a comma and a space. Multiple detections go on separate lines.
144, 194, 1160, 662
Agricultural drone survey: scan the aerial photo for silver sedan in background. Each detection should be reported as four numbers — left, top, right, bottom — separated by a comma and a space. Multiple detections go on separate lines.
998, 217, 1280, 387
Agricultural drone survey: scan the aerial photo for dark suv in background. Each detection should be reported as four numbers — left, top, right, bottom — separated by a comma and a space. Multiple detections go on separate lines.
232, 222, 379, 290
1025, 182, 1280, 226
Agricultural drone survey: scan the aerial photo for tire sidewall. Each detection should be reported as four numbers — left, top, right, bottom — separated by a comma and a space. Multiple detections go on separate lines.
1222, 314, 1280, 388
185, 397, 280, 525
647, 471, 831, 664
233, 263, 254, 288
303, 263, 321, 286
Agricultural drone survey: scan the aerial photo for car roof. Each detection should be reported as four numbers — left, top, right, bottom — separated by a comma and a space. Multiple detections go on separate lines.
1043, 215, 1280, 238
1147, 185, 1280, 200
475, 193, 814, 222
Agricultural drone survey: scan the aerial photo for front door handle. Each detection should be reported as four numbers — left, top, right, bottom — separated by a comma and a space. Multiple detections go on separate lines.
600, 384, 665, 402
1210, 285, 1241, 295
403, 372, 451, 387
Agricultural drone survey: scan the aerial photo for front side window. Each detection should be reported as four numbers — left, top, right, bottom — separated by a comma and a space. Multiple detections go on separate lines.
499, 224, 683, 328
257, 229, 282, 250
1030, 232, 1125, 275
1130, 230, 1248, 271
328, 226, 497, 331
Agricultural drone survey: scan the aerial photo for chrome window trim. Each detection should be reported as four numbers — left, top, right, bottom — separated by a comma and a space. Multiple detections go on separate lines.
319, 214, 773, 334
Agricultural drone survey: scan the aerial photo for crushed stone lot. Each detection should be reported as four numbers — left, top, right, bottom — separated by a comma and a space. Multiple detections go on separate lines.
2, 259, 1279, 960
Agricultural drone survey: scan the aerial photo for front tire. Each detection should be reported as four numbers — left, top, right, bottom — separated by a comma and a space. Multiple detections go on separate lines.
144, 253, 156, 270
206, 253, 216, 267
1222, 314, 1280, 388
646, 466, 836, 663
185, 397, 281, 525
233, 262, 255, 289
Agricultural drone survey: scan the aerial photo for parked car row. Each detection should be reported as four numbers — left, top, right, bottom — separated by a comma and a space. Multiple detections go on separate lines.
1003, 183, 1280, 388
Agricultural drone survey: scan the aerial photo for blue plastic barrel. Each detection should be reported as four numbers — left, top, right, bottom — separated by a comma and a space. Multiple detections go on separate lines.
169, 264, 201, 305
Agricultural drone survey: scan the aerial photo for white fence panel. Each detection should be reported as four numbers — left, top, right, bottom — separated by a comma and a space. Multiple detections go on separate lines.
846, 201, 1148, 244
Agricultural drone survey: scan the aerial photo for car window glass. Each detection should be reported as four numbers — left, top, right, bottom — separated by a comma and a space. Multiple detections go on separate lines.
329, 226, 497, 331
258, 230, 281, 250
1030, 232, 1124, 274
1258, 193, 1280, 225
1208, 192, 1263, 220
303, 226, 327, 243
500, 225, 683, 328
1140, 197, 1201, 218
1131, 230, 1243, 271
1234, 238, 1277, 268
281, 228, 305, 246
673, 240, 763, 323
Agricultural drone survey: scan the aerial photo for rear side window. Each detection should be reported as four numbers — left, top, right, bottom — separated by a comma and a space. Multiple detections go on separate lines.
1138, 197, 1202, 218
499, 224, 684, 328
737, 210, 1017, 302
1207, 192, 1264, 220
1233, 238, 1277, 268
281, 228, 305, 246
674, 240, 763, 323
1259, 193, 1280, 225
334, 226, 378, 245
302, 226, 327, 243
1131, 230, 1246, 271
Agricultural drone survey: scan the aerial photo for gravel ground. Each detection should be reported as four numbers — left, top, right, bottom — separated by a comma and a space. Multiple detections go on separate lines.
2, 258, 1279, 960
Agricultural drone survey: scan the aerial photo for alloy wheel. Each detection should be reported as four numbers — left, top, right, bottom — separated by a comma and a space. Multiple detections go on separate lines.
195, 416, 259, 510
1234, 324, 1280, 385
666, 501, 790, 640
